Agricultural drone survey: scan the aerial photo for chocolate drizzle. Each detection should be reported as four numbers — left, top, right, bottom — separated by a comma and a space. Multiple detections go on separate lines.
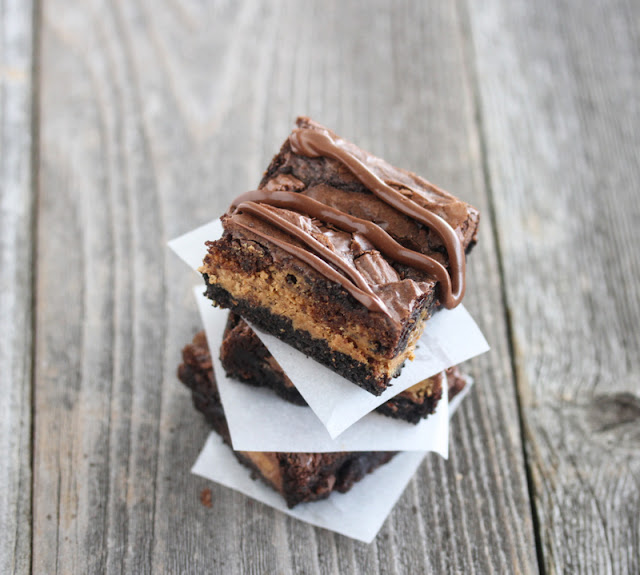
229, 126, 466, 315
233, 201, 389, 314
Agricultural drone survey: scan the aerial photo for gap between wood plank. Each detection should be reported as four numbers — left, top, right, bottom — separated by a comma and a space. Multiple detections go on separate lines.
29, 1, 44, 573
0, 0, 38, 573
456, 0, 545, 573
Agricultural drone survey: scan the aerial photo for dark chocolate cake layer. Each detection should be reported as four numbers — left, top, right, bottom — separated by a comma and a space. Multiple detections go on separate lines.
220, 313, 307, 406
200, 117, 479, 395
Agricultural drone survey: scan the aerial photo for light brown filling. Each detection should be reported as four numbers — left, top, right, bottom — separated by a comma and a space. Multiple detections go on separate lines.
398, 376, 438, 403
201, 261, 424, 380
240, 452, 283, 492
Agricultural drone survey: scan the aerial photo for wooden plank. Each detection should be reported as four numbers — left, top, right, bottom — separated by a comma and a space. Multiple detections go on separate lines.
467, 0, 640, 572
0, 1, 36, 574
33, 0, 537, 573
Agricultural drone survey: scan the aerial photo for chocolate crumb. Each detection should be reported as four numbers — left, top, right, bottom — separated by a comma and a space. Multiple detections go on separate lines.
200, 488, 213, 508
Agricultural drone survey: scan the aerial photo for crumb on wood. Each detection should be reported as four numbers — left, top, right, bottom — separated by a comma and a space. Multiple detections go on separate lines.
200, 488, 213, 508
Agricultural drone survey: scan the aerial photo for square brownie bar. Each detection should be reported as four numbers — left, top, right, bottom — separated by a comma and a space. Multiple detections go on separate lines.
178, 332, 396, 508
200, 117, 479, 395
221, 313, 468, 424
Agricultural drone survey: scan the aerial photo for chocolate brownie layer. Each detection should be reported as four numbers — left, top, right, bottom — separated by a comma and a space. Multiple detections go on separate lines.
220, 313, 307, 405
200, 117, 479, 394
220, 314, 457, 423
179, 332, 396, 508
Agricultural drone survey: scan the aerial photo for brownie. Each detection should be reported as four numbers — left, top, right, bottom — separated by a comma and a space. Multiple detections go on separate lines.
178, 332, 396, 508
200, 117, 479, 395
220, 313, 308, 406
221, 313, 465, 424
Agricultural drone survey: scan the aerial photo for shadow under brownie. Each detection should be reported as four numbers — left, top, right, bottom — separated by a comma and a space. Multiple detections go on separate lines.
200, 117, 479, 395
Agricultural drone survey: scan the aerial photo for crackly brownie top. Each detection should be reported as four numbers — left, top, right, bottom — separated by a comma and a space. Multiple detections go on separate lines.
221, 117, 479, 324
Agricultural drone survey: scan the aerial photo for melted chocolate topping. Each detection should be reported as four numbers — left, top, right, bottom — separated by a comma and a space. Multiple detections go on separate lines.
229, 126, 466, 315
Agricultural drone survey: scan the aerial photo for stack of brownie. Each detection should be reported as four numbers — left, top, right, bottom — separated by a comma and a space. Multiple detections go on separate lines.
175, 118, 481, 512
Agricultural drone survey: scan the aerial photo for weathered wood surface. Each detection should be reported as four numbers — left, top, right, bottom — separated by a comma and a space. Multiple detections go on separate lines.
467, 0, 640, 573
0, 1, 35, 574
31, 0, 537, 573
0, 0, 632, 572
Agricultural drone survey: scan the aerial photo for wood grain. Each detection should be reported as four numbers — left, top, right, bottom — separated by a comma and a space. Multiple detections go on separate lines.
467, 0, 640, 572
33, 1, 537, 573
0, 1, 35, 574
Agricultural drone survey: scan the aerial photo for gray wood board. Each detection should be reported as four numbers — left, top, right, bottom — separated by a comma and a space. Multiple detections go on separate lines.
467, 0, 640, 573
0, 1, 35, 574
33, 1, 536, 573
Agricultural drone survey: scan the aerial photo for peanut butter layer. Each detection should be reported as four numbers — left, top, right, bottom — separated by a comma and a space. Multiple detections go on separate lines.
398, 373, 441, 403
240, 452, 283, 492
201, 256, 421, 382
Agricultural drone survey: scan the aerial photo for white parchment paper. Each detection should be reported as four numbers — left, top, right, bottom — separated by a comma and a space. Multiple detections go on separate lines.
196, 288, 449, 454
248, 305, 486, 438
190, 377, 473, 544
168, 218, 224, 272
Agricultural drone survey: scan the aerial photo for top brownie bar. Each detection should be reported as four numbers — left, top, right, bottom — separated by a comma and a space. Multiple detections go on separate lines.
200, 117, 479, 395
